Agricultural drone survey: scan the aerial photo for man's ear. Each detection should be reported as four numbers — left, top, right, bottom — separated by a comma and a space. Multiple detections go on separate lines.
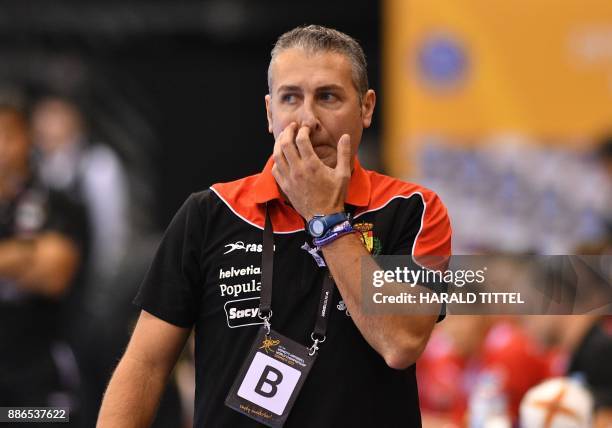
265, 94, 273, 134
361, 89, 376, 129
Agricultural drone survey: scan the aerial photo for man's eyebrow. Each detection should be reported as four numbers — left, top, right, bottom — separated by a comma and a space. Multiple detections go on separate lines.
275, 84, 346, 93
276, 85, 302, 94
315, 84, 345, 92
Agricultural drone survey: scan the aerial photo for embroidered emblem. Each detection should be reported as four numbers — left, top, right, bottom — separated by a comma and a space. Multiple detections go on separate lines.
353, 222, 381, 255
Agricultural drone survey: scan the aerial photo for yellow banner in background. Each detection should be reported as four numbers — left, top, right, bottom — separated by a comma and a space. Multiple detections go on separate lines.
383, 0, 612, 177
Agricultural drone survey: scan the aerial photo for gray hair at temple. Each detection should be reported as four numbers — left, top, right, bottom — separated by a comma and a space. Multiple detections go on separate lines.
268, 25, 369, 100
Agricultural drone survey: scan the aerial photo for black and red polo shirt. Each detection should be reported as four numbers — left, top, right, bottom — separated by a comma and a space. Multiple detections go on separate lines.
135, 157, 452, 427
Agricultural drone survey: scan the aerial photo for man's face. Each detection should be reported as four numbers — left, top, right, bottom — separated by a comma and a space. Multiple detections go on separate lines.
31, 98, 83, 154
0, 111, 30, 181
265, 48, 375, 168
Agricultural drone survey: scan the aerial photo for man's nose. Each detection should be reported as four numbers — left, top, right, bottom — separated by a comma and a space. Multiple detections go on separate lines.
298, 99, 320, 131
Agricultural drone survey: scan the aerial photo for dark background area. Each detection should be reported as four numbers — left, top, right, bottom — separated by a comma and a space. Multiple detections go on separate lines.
0, 0, 380, 227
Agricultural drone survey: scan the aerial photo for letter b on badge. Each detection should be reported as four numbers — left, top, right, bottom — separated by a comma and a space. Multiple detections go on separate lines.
237, 352, 301, 415
255, 366, 283, 398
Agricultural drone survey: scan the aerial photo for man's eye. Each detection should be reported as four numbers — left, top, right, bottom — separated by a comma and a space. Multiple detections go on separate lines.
319, 93, 338, 102
281, 94, 297, 103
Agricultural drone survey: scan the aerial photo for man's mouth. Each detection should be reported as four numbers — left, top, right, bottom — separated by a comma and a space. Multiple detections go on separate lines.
312, 143, 333, 153
310, 140, 334, 149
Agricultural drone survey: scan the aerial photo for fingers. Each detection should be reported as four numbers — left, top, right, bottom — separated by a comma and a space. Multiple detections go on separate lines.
295, 126, 316, 160
271, 163, 285, 190
335, 134, 352, 179
279, 122, 300, 166
272, 122, 297, 175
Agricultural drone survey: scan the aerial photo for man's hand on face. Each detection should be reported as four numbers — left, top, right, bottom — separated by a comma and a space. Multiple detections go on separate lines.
271, 122, 351, 221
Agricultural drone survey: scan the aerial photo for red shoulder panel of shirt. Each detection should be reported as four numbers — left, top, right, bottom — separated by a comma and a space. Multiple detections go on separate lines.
210, 167, 451, 256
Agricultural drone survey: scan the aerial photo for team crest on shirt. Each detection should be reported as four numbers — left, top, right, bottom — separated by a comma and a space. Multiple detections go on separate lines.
353, 222, 381, 255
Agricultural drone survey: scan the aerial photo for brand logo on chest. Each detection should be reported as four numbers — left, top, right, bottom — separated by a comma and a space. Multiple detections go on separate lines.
223, 241, 263, 254
224, 297, 264, 328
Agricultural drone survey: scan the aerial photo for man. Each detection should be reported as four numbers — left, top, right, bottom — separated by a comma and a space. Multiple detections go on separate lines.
31, 96, 129, 280
30, 96, 156, 427
0, 104, 87, 415
98, 25, 451, 427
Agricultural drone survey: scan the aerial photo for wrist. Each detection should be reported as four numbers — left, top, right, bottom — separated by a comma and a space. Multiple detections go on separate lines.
318, 228, 360, 250
307, 212, 350, 239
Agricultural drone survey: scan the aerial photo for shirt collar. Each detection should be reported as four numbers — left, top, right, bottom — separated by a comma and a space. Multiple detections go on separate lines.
252, 156, 371, 207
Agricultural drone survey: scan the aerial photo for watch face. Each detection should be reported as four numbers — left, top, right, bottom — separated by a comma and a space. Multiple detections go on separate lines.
310, 219, 325, 237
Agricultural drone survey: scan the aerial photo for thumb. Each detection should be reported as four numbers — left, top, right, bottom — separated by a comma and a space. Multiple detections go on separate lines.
336, 134, 352, 177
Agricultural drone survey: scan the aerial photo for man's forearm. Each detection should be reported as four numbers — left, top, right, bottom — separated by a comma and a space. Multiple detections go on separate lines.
97, 354, 171, 428
321, 232, 437, 369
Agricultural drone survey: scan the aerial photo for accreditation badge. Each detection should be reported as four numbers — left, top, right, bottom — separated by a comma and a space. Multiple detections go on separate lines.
225, 327, 316, 427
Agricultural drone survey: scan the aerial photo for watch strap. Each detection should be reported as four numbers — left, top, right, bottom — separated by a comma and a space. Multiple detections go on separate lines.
307, 212, 349, 238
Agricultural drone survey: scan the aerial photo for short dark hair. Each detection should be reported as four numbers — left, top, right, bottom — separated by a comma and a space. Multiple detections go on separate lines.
268, 25, 369, 98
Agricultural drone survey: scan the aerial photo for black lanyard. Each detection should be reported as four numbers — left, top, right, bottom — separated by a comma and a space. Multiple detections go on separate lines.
259, 203, 335, 355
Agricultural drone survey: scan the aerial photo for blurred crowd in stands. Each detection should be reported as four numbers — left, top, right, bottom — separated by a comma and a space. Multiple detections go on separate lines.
0, 87, 610, 428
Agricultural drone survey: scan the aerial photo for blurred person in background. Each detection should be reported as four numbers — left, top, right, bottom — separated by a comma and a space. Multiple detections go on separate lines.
31, 95, 129, 281
566, 315, 612, 427
418, 315, 559, 427
0, 104, 88, 422
30, 95, 131, 425
30, 96, 185, 427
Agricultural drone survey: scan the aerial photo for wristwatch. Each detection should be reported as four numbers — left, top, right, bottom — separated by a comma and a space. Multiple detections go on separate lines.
307, 212, 349, 238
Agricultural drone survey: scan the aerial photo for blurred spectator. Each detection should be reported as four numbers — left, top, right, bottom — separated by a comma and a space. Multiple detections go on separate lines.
0, 104, 88, 422
567, 316, 612, 427
29, 96, 130, 425
31, 96, 129, 280
418, 316, 559, 427
29, 96, 185, 427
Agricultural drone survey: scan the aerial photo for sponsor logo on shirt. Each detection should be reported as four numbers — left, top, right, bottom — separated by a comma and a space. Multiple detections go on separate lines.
219, 265, 261, 279
223, 241, 263, 254
218, 264, 262, 297
224, 297, 264, 328
219, 279, 261, 298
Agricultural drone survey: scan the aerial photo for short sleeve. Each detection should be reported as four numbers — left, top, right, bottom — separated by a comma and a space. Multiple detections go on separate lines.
382, 192, 452, 322
134, 194, 204, 328
384, 192, 452, 258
